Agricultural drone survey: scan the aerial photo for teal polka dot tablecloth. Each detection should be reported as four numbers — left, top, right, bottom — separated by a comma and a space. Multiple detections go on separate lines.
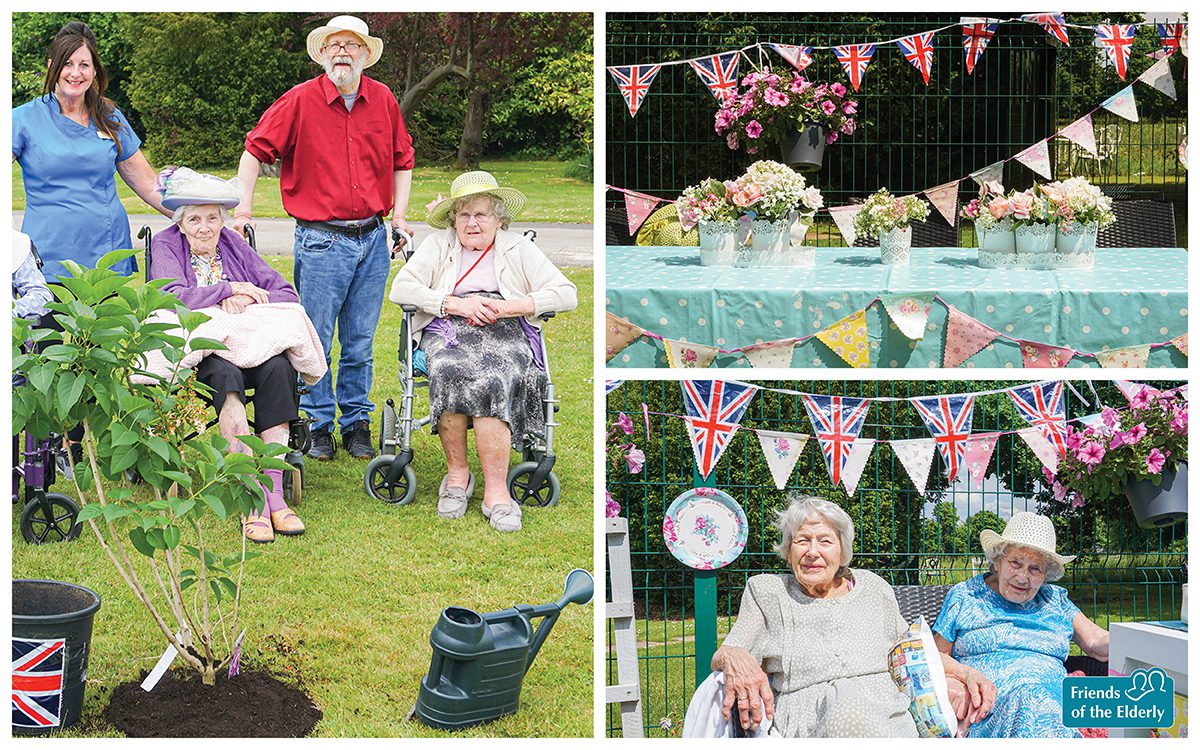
605, 246, 1188, 369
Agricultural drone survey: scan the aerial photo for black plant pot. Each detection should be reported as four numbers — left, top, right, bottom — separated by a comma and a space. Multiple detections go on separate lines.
1124, 462, 1188, 529
780, 123, 829, 172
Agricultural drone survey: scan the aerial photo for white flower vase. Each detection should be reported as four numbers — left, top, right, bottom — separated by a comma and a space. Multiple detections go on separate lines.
697, 220, 740, 266
879, 226, 912, 265
1056, 222, 1099, 255
748, 218, 790, 266
977, 218, 1016, 253
1015, 222, 1056, 254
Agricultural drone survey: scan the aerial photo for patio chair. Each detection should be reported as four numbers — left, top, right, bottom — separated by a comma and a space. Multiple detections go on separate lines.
606, 202, 637, 246
1071, 123, 1120, 178
1097, 200, 1177, 247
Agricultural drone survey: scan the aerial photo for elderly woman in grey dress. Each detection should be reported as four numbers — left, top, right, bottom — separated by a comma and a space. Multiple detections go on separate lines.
389, 171, 576, 532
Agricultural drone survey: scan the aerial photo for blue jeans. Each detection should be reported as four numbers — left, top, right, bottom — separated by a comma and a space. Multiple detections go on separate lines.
293, 222, 388, 433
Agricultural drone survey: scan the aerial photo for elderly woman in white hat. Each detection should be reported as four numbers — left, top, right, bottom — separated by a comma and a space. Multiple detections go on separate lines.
149, 167, 307, 544
932, 511, 1110, 737
388, 171, 577, 532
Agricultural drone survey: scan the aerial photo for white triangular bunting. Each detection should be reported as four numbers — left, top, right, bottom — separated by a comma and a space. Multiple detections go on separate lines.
828, 205, 862, 247
1017, 427, 1059, 473
841, 439, 875, 496
1101, 86, 1139, 122
1014, 140, 1053, 179
891, 438, 936, 495
756, 431, 809, 490
739, 339, 797, 368
1137, 55, 1177, 100
1059, 115, 1098, 156
923, 180, 960, 226
969, 161, 1005, 187
663, 339, 719, 369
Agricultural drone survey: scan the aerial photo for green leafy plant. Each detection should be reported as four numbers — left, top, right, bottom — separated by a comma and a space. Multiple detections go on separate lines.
12, 250, 292, 686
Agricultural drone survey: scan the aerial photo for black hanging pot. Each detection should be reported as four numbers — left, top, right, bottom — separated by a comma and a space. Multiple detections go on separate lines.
1124, 462, 1188, 529
780, 122, 829, 172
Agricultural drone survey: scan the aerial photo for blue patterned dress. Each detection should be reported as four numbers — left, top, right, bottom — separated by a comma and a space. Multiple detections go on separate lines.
932, 573, 1081, 738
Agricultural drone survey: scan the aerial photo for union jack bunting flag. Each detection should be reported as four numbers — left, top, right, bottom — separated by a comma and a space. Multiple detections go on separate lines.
802, 394, 871, 487
911, 394, 975, 483
833, 43, 876, 92
896, 32, 936, 85
769, 43, 814, 72
607, 64, 662, 117
1157, 23, 1185, 55
1021, 13, 1070, 46
12, 638, 66, 729
1096, 24, 1138, 80
689, 52, 741, 103
1008, 381, 1069, 457
962, 20, 999, 74
680, 380, 757, 477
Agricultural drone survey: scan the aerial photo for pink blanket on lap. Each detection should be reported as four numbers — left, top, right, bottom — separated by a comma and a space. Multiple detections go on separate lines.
135, 303, 328, 385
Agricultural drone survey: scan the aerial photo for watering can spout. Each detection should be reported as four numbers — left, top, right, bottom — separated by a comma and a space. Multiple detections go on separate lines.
527, 569, 593, 672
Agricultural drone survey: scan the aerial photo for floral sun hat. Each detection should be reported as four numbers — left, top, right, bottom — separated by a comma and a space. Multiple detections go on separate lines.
157, 167, 242, 211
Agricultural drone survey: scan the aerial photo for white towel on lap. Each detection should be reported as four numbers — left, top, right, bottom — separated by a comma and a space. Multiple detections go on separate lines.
133, 302, 328, 385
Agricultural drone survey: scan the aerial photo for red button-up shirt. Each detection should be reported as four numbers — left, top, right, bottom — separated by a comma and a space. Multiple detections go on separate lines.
244, 74, 415, 222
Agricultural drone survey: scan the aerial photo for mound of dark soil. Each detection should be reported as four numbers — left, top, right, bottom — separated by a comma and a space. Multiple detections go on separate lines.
104, 669, 321, 737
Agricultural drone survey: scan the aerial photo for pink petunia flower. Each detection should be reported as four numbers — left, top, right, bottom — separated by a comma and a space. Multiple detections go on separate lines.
1146, 448, 1167, 474
764, 89, 789, 107
625, 446, 645, 474
1124, 422, 1148, 444
726, 132, 740, 150
1171, 406, 1187, 433
605, 490, 621, 518
745, 120, 763, 139
616, 412, 633, 435
842, 100, 858, 115
1077, 441, 1105, 466
1129, 387, 1154, 411
821, 100, 837, 116
1101, 406, 1120, 428
830, 82, 847, 97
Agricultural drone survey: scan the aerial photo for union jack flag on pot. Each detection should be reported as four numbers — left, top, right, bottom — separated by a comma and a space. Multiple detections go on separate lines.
689, 51, 741, 103
12, 638, 66, 729
1008, 381, 1069, 458
802, 394, 871, 488
608, 64, 662, 117
911, 394, 975, 483
1095, 24, 1138, 80
680, 380, 757, 477
896, 32, 936, 85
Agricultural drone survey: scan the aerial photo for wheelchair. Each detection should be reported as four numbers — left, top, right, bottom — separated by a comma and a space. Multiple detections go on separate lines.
139, 224, 311, 505
363, 229, 563, 508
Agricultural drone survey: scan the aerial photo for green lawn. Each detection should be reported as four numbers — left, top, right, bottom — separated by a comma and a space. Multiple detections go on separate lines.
12, 261, 595, 738
12, 159, 594, 224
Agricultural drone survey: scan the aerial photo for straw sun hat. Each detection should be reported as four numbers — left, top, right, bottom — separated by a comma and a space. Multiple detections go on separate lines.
306, 15, 383, 69
426, 171, 528, 229
979, 511, 1076, 571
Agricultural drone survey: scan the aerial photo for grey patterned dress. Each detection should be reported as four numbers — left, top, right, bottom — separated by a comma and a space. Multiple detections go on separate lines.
421, 291, 547, 447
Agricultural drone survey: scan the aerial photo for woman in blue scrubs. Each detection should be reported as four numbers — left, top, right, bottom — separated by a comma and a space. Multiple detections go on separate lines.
12, 21, 170, 283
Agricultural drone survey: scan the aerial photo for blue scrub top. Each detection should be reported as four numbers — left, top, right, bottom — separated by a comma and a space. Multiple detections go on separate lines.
12, 95, 141, 282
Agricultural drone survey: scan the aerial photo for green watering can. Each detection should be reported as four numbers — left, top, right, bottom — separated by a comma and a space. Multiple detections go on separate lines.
414, 568, 594, 730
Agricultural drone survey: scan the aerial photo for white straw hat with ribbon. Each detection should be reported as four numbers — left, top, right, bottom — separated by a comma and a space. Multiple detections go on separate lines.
306, 15, 383, 69
426, 171, 528, 229
980, 511, 1076, 570
157, 167, 242, 211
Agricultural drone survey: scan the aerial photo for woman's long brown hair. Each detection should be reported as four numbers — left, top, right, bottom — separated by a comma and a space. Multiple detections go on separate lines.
42, 21, 127, 159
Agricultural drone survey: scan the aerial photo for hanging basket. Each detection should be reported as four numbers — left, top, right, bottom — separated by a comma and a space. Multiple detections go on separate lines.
780, 122, 829, 173
1124, 462, 1188, 529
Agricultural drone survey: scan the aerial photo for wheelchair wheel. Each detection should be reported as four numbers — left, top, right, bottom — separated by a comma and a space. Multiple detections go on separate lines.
364, 455, 417, 505
283, 453, 304, 507
20, 493, 82, 544
506, 462, 561, 507
379, 402, 399, 455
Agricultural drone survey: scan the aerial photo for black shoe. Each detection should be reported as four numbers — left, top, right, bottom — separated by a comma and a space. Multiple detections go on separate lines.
343, 421, 376, 459
307, 427, 336, 461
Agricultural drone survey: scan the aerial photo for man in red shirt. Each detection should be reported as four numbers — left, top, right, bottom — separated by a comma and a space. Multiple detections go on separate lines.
234, 15, 413, 461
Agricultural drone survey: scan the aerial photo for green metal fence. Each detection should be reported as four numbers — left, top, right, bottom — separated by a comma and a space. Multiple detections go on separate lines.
606, 13, 1188, 247
604, 379, 1186, 737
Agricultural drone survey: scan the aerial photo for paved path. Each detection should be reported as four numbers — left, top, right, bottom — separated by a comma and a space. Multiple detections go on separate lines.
12, 212, 595, 268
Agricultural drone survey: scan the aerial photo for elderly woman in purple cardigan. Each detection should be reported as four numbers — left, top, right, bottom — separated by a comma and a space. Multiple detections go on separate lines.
149, 168, 304, 543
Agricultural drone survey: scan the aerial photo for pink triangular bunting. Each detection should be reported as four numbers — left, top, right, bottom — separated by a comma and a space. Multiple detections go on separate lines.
1060, 115, 1098, 156
1018, 340, 1076, 368
1015, 140, 1053, 179
624, 192, 661, 235
942, 306, 1001, 368
963, 433, 999, 489
1017, 426, 1059, 473
923, 181, 960, 226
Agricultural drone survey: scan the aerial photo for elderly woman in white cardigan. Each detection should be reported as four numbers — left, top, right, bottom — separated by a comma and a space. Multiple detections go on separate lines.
389, 171, 576, 532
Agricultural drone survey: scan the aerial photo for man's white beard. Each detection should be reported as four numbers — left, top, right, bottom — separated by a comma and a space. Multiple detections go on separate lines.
324, 54, 365, 89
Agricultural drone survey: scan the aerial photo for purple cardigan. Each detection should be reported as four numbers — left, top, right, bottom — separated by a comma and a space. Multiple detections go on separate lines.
149, 225, 298, 310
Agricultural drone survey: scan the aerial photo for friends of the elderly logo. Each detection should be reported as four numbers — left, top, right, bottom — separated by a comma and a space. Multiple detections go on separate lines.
1062, 668, 1175, 727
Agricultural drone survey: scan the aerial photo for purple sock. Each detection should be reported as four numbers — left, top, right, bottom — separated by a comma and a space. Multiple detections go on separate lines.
264, 469, 286, 513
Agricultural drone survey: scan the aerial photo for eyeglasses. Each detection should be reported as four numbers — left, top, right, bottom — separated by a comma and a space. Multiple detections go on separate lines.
323, 41, 364, 53
455, 211, 496, 224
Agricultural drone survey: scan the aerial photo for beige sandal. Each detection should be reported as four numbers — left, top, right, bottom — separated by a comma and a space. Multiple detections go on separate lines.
243, 515, 275, 544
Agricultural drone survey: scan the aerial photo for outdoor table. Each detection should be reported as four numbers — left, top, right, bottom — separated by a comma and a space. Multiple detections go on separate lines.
605, 246, 1188, 368
1107, 620, 1188, 738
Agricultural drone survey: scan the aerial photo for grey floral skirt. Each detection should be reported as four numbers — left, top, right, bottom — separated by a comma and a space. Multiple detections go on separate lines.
421, 292, 547, 448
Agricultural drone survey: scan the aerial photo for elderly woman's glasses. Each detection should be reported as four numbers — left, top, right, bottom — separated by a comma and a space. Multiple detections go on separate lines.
324, 41, 364, 53
455, 211, 496, 224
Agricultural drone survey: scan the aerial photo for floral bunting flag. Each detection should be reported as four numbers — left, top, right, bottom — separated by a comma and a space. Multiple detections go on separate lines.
1096, 24, 1138, 80
881, 292, 935, 340
1157, 23, 1186, 56
1060, 115, 1098, 156
969, 161, 1005, 187
1019, 340, 1076, 368
923, 181, 960, 225
962, 18, 1000, 74
891, 438, 936, 495
689, 51, 741, 103
841, 439, 876, 496
828, 205, 863, 247
1137, 55, 1177, 100
739, 339, 798, 368
1095, 344, 1152, 369
963, 433, 1000, 489
1101, 86, 1140, 121
680, 380, 757, 478
624, 192, 662, 235
607, 64, 663, 117
605, 312, 644, 361
802, 394, 871, 488
896, 32, 936, 85
664, 338, 720, 369
1017, 426, 1059, 473
769, 43, 814, 72
1170, 333, 1188, 357
756, 430, 809, 489
815, 309, 871, 368
1022, 13, 1070, 45
1014, 140, 1054, 179
942, 306, 1000, 368
833, 43, 877, 92
911, 394, 975, 484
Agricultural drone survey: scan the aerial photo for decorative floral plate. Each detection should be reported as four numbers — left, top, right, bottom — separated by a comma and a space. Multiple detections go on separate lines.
662, 488, 748, 570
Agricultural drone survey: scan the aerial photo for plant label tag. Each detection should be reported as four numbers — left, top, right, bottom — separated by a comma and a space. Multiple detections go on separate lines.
141, 636, 181, 692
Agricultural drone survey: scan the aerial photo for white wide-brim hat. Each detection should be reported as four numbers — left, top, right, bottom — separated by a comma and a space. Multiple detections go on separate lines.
980, 511, 1076, 569
307, 15, 383, 69
426, 171, 528, 229
158, 167, 242, 211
